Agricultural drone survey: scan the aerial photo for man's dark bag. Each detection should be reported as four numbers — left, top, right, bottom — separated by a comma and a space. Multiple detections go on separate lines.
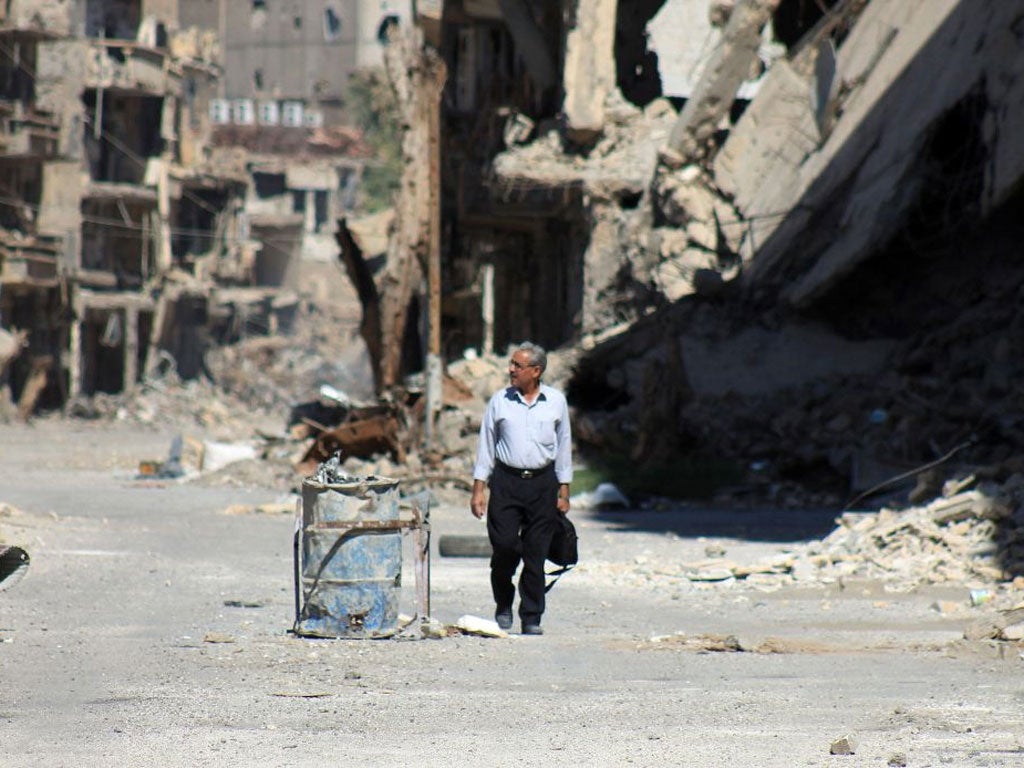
546, 514, 578, 592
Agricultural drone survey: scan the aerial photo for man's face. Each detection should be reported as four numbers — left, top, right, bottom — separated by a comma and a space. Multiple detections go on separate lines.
509, 351, 540, 390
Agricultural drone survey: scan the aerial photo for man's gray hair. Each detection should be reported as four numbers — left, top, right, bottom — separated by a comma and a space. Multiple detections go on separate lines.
516, 341, 547, 374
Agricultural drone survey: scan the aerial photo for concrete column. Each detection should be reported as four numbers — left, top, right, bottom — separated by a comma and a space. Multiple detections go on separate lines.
665, 0, 782, 163
481, 262, 494, 357
562, 0, 619, 144
123, 306, 138, 393
156, 160, 173, 271
68, 292, 82, 401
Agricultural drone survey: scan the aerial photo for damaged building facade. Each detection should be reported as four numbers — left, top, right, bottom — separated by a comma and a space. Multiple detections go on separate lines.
406, 0, 1024, 500
426, 0, 829, 358
0, 0, 287, 415
183, 0, 410, 265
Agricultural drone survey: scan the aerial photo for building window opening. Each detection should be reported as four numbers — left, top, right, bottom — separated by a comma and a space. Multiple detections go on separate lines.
253, 172, 286, 198
323, 6, 342, 41
314, 190, 328, 232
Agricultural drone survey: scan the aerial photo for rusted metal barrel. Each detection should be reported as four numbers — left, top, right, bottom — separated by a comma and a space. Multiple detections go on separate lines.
294, 475, 402, 638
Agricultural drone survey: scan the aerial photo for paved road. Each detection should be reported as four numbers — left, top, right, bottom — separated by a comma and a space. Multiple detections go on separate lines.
1, 421, 1022, 767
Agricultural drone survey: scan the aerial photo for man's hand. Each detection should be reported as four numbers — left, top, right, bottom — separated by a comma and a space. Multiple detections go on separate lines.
470, 480, 487, 519
556, 483, 570, 515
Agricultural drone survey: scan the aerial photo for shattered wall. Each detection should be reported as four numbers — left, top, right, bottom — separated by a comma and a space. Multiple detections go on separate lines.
436, 0, 831, 356
563, 0, 1024, 509
719, 0, 1024, 308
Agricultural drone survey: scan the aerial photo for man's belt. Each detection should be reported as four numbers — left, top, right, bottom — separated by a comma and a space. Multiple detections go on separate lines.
496, 461, 553, 479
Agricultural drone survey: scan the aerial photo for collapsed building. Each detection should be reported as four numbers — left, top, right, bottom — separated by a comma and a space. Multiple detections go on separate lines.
362, 0, 1024, 509
0, 0, 314, 416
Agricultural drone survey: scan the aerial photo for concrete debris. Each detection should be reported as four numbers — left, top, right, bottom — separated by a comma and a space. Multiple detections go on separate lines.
202, 632, 236, 644
657, 477, 1024, 597
201, 441, 260, 473
649, 632, 744, 652
420, 618, 453, 639
222, 502, 295, 516
1000, 623, 1024, 642
645, 632, 817, 654
829, 735, 858, 756
453, 614, 508, 638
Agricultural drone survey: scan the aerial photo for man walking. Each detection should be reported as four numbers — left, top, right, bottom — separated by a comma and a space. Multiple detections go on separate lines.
471, 342, 572, 635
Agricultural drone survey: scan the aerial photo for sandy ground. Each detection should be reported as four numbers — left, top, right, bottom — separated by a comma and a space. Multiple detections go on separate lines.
1, 419, 1023, 767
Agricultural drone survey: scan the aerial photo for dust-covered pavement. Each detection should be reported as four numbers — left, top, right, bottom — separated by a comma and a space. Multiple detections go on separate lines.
1, 421, 1023, 767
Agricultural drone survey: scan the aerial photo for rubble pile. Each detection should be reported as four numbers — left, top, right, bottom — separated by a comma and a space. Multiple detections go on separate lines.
493, 94, 676, 198
204, 290, 374, 417
771, 473, 1024, 587
65, 372, 279, 439
573, 233, 1024, 509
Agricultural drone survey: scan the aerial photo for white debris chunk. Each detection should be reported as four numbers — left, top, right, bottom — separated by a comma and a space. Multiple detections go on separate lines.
455, 615, 508, 638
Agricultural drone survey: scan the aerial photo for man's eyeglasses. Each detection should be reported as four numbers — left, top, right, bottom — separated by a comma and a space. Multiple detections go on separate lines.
509, 359, 537, 370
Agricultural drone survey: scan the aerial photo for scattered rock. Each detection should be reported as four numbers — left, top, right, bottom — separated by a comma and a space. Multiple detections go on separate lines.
999, 622, 1024, 641
203, 632, 236, 644
829, 735, 858, 755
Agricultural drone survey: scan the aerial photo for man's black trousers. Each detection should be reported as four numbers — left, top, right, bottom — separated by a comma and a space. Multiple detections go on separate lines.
486, 466, 560, 624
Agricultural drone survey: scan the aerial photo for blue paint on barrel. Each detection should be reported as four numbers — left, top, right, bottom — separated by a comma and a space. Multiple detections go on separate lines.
294, 476, 402, 638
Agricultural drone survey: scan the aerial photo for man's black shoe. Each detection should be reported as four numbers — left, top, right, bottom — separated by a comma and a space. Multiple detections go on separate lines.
495, 608, 513, 631
521, 623, 543, 635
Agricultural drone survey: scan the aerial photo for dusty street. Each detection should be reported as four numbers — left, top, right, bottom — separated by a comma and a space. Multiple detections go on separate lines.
1, 420, 1022, 768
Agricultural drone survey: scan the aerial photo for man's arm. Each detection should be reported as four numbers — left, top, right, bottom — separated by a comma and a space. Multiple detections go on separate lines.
470, 395, 496, 519
554, 392, 572, 515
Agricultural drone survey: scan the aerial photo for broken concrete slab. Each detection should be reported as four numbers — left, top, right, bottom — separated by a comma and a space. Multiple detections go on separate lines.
678, 322, 894, 397
727, 0, 1024, 308
664, 0, 782, 162
562, 0, 619, 144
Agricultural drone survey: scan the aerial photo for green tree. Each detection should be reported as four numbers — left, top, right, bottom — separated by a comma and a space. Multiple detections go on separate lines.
345, 68, 402, 213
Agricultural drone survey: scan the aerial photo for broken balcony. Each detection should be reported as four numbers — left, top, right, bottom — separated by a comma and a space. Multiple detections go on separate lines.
85, 39, 176, 95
